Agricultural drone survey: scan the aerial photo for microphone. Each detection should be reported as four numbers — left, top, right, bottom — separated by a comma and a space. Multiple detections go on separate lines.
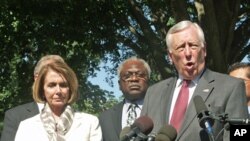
202, 109, 250, 125
193, 95, 215, 141
120, 127, 131, 140
146, 133, 156, 141
155, 124, 177, 141
226, 118, 250, 125
134, 132, 148, 141
120, 116, 154, 141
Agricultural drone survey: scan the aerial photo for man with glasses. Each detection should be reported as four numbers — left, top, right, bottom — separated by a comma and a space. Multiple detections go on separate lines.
99, 56, 151, 141
228, 62, 250, 114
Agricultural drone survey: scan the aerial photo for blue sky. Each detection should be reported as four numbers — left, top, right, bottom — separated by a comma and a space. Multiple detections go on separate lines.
88, 62, 122, 99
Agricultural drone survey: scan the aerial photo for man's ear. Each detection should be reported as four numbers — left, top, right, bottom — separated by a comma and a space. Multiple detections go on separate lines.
203, 43, 207, 57
118, 80, 121, 90
165, 47, 172, 64
167, 52, 173, 65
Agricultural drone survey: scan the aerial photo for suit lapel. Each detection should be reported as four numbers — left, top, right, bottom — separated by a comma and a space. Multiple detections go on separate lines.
112, 102, 123, 137
177, 69, 215, 139
25, 102, 40, 118
193, 69, 215, 102
161, 77, 177, 124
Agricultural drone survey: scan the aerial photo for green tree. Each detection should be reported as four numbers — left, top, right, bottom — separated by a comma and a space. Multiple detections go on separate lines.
0, 0, 120, 133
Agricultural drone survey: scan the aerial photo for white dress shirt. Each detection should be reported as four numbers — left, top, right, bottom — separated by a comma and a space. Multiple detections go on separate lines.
169, 75, 200, 123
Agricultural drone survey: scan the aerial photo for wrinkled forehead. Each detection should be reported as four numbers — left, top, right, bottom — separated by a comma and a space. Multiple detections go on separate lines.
122, 61, 146, 72
230, 68, 249, 79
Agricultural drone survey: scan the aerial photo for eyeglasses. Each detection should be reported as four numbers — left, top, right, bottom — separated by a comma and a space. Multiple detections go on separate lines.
120, 71, 148, 82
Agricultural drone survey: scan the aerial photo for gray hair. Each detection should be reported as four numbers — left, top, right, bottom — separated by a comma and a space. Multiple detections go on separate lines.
117, 56, 151, 78
166, 20, 205, 52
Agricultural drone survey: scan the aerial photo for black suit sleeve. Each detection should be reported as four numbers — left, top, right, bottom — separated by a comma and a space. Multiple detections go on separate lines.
0, 102, 39, 141
1, 109, 21, 141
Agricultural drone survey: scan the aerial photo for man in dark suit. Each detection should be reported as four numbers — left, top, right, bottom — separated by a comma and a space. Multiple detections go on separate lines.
0, 55, 64, 141
0, 102, 40, 141
99, 56, 151, 141
141, 20, 249, 141
228, 62, 250, 114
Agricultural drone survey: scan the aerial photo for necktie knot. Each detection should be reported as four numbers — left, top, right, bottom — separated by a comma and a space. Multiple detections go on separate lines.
128, 103, 137, 110
182, 79, 190, 87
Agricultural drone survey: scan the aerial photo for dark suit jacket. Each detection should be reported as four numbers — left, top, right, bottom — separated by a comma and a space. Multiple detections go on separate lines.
0, 102, 39, 141
99, 102, 123, 141
141, 69, 249, 141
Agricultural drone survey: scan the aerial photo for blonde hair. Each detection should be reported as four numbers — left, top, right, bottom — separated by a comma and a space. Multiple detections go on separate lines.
34, 55, 65, 76
33, 61, 78, 104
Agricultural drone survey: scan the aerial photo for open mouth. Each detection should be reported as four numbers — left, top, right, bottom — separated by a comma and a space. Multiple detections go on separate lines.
185, 62, 194, 70
186, 62, 194, 66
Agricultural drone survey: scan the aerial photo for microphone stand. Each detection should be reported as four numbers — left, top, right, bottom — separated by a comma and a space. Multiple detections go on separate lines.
134, 132, 148, 141
210, 112, 234, 129
198, 111, 215, 141
209, 112, 250, 141
208, 113, 234, 141
204, 123, 215, 141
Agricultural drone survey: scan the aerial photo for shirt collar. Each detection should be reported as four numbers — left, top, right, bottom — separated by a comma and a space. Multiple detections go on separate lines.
178, 68, 205, 86
124, 99, 143, 106
124, 99, 143, 110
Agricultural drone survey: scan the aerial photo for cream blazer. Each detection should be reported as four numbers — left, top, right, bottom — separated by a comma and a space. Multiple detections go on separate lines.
15, 112, 102, 141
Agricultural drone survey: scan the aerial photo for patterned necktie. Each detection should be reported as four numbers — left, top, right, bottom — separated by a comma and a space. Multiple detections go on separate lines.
127, 103, 137, 126
170, 80, 190, 132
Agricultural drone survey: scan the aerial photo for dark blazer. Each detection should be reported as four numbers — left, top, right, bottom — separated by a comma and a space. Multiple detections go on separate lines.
141, 69, 249, 141
0, 102, 39, 141
99, 102, 124, 141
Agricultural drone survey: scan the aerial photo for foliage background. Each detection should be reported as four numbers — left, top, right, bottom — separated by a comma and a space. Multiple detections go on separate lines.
0, 0, 249, 136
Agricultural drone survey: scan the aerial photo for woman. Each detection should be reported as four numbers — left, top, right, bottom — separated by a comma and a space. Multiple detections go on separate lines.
15, 61, 102, 141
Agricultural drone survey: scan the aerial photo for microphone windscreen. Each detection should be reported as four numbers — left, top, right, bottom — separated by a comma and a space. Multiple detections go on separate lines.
155, 134, 170, 141
132, 116, 154, 135
119, 126, 131, 140
193, 95, 214, 129
157, 125, 177, 141
193, 95, 208, 113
